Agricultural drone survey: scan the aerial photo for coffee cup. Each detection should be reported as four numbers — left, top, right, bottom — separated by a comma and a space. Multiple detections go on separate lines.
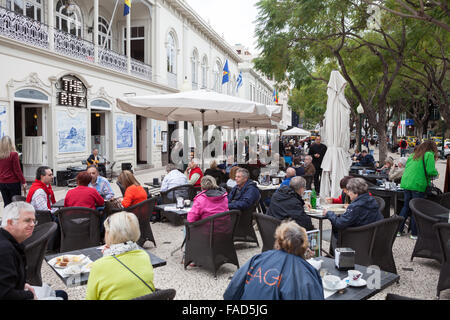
184, 199, 191, 207
323, 275, 341, 290
347, 270, 362, 285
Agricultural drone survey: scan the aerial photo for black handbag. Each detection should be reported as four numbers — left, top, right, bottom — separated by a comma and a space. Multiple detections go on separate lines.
422, 157, 443, 197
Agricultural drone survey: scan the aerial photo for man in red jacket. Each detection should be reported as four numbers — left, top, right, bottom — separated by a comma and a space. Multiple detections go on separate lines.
26, 166, 56, 212
184, 159, 203, 187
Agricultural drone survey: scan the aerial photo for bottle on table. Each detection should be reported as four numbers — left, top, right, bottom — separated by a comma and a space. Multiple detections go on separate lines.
311, 189, 317, 209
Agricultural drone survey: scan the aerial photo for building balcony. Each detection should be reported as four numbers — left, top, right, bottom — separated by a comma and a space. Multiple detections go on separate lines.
0, 6, 152, 82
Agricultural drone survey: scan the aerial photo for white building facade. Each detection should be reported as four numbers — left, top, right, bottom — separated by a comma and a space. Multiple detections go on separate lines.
0, 0, 246, 180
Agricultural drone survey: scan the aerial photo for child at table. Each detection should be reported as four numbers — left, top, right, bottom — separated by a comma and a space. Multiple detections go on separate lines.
325, 176, 353, 208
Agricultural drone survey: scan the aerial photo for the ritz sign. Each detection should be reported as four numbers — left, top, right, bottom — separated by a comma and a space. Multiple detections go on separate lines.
57, 76, 86, 107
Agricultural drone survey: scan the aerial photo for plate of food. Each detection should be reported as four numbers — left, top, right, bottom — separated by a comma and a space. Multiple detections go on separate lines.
48, 255, 87, 269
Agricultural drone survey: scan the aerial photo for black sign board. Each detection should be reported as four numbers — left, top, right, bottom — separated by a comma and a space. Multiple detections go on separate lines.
57, 76, 86, 108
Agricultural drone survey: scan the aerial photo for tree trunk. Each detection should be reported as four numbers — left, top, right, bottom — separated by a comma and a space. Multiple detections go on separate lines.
377, 129, 388, 165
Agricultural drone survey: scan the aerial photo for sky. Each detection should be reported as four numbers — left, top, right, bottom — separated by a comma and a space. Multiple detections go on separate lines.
185, 0, 260, 54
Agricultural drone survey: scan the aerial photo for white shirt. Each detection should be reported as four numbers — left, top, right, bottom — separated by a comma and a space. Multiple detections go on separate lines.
161, 169, 189, 192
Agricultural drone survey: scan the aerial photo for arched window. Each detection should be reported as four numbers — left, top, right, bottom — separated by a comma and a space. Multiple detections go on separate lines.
98, 16, 111, 50
201, 56, 208, 89
56, 0, 83, 37
191, 49, 199, 88
213, 60, 222, 93
7, 0, 42, 21
166, 32, 176, 74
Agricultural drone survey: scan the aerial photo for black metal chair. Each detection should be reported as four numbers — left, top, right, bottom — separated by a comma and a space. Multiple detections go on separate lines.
433, 222, 450, 299
35, 210, 53, 225
253, 212, 281, 252
11, 195, 27, 202
55, 207, 102, 253
428, 192, 450, 210
336, 216, 403, 274
372, 195, 387, 218
23, 222, 58, 286
160, 184, 195, 204
184, 210, 240, 277
233, 199, 260, 247
132, 288, 176, 300
122, 198, 157, 247
409, 198, 445, 263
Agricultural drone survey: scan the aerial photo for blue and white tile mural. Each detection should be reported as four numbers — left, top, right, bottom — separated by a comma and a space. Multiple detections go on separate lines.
0, 106, 7, 138
116, 115, 133, 149
57, 110, 87, 153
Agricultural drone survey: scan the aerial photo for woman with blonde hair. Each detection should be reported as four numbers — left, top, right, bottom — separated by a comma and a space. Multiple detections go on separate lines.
224, 221, 324, 300
86, 211, 155, 300
0, 136, 27, 206
226, 166, 239, 188
117, 170, 147, 208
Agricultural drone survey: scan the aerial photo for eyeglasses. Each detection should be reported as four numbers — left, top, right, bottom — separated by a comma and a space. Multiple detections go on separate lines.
15, 218, 38, 226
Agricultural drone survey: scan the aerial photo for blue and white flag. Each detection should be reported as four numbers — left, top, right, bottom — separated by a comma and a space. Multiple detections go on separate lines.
236, 71, 243, 93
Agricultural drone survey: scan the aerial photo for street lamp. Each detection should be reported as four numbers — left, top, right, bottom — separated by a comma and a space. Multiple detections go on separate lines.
357, 104, 364, 151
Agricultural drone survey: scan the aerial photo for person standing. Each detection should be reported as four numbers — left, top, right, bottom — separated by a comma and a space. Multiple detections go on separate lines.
397, 140, 439, 240
399, 137, 408, 157
0, 136, 27, 207
308, 136, 327, 192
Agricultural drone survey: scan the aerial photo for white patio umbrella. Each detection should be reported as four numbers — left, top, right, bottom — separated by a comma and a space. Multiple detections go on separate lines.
319, 70, 352, 199
116, 90, 269, 170
281, 127, 311, 137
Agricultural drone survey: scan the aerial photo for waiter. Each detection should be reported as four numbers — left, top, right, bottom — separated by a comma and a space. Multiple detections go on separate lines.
308, 136, 327, 192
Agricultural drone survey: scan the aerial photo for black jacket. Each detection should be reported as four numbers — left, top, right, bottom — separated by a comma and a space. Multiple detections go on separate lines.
267, 185, 314, 231
308, 143, 327, 169
0, 228, 34, 300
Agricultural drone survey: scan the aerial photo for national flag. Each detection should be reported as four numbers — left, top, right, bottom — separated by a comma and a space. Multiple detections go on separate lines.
273, 89, 279, 104
222, 60, 230, 84
236, 71, 243, 92
124, 0, 131, 16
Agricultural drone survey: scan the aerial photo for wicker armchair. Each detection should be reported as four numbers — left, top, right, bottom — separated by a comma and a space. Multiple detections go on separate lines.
336, 216, 403, 273
160, 184, 196, 204
122, 198, 157, 247
55, 207, 102, 253
433, 223, 450, 299
11, 195, 27, 202
253, 212, 281, 252
132, 288, 176, 300
409, 198, 446, 263
233, 199, 260, 246
23, 222, 58, 286
372, 196, 387, 218
184, 210, 240, 277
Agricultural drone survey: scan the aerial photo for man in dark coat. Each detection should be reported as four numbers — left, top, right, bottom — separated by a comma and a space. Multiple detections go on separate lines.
0, 202, 37, 300
267, 176, 314, 231
308, 136, 327, 192
228, 168, 260, 211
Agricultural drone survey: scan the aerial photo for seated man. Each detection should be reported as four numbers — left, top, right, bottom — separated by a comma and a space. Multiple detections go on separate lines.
322, 178, 383, 247
267, 176, 314, 230
228, 168, 260, 211
86, 148, 100, 166
87, 165, 114, 200
184, 159, 203, 188
161, 163, 189, 192
356, 150, 375, 167
204, 160, 227, 185
26, 166, 57, 213
279, 167, 297, 188
388, 157, 407, 183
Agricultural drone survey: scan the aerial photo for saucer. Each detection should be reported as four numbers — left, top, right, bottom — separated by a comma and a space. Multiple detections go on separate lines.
322, 279, 347, 291
343, 277, 367, 287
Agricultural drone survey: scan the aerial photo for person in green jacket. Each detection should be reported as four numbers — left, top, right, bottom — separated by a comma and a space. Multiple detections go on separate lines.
397, 140, 439, 239
86, 211, 155, 300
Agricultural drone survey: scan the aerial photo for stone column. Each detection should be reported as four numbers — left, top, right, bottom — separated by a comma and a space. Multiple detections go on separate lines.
48, 0, 54, 50
94, 0, 99, 63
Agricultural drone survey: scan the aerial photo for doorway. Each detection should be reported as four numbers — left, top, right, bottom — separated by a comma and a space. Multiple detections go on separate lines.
90, 110, 109, 160
136, 115, 147, 164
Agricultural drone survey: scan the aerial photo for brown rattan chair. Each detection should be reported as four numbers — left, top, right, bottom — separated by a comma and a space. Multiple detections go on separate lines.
23, 222, 58, 286
11, 195, 27, 202
253, 212, 281, 252
336, 215, 403, 274
233, 199, 260, 247
122, 198, 157, 247
433, 222, 450, 299
184, 210, 240, 277
132, 288, 176, 300
409, 198, 445, 263
55, 207, 102, 253
160, 184, 195, 204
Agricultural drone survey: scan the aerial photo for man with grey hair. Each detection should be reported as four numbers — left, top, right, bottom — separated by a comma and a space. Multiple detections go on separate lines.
0, 201, 37, 299
228, 168, 260, 211
161, 163, 188, 193
279, 167, 297, 188
267, 176, 314, 231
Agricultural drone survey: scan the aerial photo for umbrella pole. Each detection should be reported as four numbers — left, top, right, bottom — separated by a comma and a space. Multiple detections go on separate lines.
201, 109, 205, 171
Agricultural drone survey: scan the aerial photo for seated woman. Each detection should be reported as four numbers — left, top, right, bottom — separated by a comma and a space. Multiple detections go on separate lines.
86, 211, 155, 300
64, 171, 104, 209
204, 160, 227, 185
187, 175, 229, 223
223, 221, 324, 300
226, 166, 239, 189
322, 177, 383, 246
325, 176, 353, 206
117, 170, 147, 208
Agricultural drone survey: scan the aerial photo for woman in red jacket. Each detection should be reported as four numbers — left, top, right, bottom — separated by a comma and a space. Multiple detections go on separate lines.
64, 171, 104, 209
0, 136, 27, 207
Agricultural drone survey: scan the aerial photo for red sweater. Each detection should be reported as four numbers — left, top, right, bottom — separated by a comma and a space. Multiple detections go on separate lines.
64, 186, 104, 209
122, 185, 147, 208
0, 152, 26, 184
